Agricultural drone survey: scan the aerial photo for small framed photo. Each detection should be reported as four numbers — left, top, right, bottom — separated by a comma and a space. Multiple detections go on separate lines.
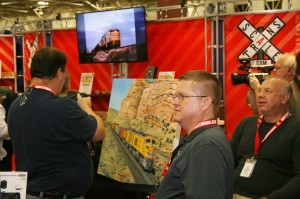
158, 71, 175, 79
1, 72, 15, 79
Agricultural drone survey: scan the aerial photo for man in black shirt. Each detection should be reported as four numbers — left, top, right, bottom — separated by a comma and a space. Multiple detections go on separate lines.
231, 75, 300, 199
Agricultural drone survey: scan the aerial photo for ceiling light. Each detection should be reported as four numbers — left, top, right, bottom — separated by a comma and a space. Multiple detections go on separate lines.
38, 1, 49, 6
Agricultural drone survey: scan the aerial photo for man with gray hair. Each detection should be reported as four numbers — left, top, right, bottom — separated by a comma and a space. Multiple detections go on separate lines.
249, 52, 297, 115
231, 75, 300, 199
250, 52, 296, 92
273, 52, 296, 81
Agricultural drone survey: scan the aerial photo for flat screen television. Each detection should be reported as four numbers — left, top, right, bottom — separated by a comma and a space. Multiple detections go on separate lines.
76, 6, 148, 63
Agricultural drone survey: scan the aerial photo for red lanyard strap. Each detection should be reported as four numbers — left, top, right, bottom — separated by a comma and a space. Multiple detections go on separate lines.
254, 111, 291, 156
31, 85, 55, 95
192, 119, 218, 132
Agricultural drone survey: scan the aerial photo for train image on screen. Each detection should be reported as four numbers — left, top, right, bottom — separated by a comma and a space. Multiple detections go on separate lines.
93, 29, 120, 52
112, 123, 155, 172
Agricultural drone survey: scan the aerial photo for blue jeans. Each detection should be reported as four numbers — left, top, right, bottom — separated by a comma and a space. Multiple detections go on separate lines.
26, 194, 84, 199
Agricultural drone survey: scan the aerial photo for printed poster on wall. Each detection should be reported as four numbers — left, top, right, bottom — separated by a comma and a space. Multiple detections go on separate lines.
79, 73, 94, 94
97, 79, 181, 185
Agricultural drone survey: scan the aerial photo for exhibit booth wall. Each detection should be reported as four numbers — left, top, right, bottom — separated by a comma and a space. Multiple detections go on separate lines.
225, 11, 300, 138
0, 36, 15, 91
1, 11, 300, 139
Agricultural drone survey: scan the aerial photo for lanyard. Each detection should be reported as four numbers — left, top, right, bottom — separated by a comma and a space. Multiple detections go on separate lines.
192, 119, 218, 132
31, 85, 55, 95
171, 119, 218, 164
161, 119, 219, 177
253, 111, 291, 156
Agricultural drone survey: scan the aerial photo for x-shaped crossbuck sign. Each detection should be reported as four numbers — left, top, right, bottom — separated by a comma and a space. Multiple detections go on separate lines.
238, 17, 285, 62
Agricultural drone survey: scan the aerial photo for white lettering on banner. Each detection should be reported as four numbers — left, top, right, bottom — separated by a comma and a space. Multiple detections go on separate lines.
238, 17, 285, 61
261, 42, 282, 61
191, 119, 218, 137
198, 120, 217, 126
251, 60, 272, 66
238, 19, 260, 40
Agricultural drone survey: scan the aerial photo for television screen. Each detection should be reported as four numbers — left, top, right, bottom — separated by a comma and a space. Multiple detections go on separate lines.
76, 7, 148, 63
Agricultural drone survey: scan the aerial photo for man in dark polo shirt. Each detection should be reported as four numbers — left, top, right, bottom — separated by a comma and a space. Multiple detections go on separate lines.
154, 70, 234, 199
8, 47, 105, 199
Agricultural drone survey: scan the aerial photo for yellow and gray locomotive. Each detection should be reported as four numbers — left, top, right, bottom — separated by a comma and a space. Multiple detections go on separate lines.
112, 123, 155, 171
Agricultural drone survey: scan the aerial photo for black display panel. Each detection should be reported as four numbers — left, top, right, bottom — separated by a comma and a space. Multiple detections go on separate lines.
76, 7, 148, 63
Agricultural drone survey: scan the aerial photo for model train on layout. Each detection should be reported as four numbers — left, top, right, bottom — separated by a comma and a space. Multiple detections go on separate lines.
111, 123, 155, 172
93, 29, 120, 52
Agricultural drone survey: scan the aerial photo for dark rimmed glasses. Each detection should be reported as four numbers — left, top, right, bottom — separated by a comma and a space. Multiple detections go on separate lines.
173, 94, 208, 101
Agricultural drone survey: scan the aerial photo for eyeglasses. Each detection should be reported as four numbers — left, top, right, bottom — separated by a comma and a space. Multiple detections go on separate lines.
173, 94, 208, 101
274, 60, 295, 71
274, 66, 288, 70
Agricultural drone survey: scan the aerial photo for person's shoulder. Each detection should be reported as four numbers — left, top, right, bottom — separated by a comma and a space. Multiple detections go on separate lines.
190, 127, 232, 154
233, 115, 259, 135
285, 115, 300, 139
53, 96, 78, 109
194, 126, 227, 144
239, 115, 259, 124
287, 114, 300, 125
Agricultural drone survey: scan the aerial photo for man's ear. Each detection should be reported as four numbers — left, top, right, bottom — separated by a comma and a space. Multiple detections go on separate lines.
56, 68, 64, 80
201, 96, 213, 110
281, 93, 290, 104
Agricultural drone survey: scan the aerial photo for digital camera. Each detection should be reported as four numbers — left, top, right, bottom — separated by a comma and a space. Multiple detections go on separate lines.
231, 58, 274, 85
66, 91, 89, 101
231, 72, 268, 85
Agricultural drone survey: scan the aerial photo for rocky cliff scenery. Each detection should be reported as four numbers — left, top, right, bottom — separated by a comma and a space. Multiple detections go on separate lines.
98, 79, 181, 185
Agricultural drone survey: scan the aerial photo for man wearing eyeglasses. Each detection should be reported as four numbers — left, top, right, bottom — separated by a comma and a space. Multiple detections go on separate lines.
250, 53, 296, 92
273, 52, 296, 81
154, 70, 234, 199
249, 52, 298, 116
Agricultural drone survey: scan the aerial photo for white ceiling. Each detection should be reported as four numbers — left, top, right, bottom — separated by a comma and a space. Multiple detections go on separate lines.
1, 0, 299, 33
0, 0, 157, 19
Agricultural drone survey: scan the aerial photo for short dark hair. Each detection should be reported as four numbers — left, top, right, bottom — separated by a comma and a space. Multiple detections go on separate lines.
179, 70, 222, 114
30, 47, 67, 79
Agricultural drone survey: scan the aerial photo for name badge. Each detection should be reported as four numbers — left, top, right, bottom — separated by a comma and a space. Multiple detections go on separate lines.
240, 158, 257, 178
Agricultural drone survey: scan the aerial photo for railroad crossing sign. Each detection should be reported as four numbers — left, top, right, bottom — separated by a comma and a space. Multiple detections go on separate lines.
238, 17, 285, 62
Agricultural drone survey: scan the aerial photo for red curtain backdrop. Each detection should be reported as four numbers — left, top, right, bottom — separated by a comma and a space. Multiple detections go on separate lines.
51, 19, 206, 111
13, 11, 300, 137
0, 36, 14, 72
52, 30, 113, 110
0, 36, 15, 90
128, 20, 207, 78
